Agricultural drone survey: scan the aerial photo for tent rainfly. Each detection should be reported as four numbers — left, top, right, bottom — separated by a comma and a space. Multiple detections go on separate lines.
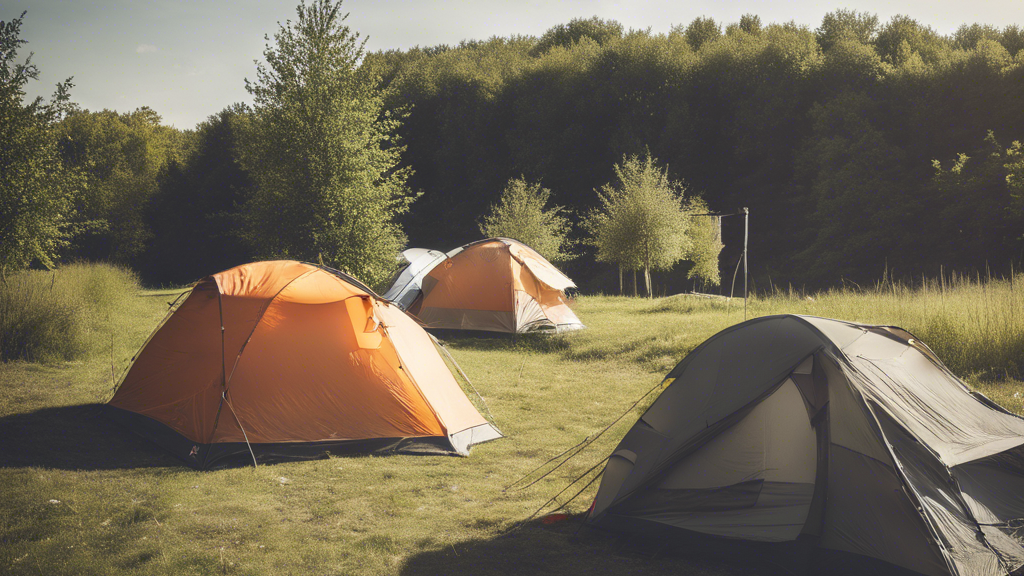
106, 261, 501, 469
382, 238, 584, 334
588, 314, 1024, 576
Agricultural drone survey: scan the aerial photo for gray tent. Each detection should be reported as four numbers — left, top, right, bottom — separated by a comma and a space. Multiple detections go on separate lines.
589, 315, 1024, 576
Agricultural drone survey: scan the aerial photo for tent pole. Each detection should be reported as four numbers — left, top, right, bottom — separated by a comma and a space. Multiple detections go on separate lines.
224, 391, 258, 468
743, 207, 749, 321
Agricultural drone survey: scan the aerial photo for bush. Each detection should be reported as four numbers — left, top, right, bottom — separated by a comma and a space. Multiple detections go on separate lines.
0, 262, 141, 362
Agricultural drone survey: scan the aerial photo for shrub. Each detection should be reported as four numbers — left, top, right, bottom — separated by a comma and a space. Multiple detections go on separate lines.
0, 262, 141, 362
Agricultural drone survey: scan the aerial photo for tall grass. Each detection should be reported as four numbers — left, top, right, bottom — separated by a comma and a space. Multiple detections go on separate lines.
558, 272, 1024, 382
755, 272, 1024, 380
0, 263, 144, 363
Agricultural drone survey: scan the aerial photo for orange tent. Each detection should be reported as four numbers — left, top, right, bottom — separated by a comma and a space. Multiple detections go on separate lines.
106, 261, 501, 469
384, 238, 585, 334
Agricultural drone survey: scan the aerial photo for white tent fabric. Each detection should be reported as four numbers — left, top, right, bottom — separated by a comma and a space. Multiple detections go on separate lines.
590, 315, 1024, 576
381, 249, 447, 310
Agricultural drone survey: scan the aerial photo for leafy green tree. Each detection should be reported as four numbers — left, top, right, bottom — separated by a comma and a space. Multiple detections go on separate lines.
588, 152, 693, 297
683, 197, 723, 287
953, 23, 1001, 51
142, 105, 254, 285
478, 177, 572, 262
240, 0, 413, 287
678, 17, 721, 51
930, 131, 1021, 268
532, 17, 623, 55
57, 107, 186, 264
1001, 25, 1024, 57
0, 12, 82, 280
739, 14, 763, 35
794, 91, 911, 284
816, 9, 879, 52
1008, 140, 1024, 208
874, 15, 945, 66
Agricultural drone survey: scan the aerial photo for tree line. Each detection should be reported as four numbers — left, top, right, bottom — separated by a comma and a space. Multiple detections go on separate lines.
3, 5, 1023, 293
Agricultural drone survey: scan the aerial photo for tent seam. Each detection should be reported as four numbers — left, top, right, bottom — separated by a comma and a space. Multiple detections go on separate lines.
205, 266, 321, 451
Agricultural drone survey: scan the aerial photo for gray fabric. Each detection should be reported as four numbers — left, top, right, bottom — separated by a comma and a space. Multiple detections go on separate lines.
593, 454, 638, 520
800, 315, 868, 350
825, 356, 892, 462
654, 380, 816, 489
448, 422, 503, 456
953, 449, 1024, 572
513, 291, 549, 332
616, 480, 815, 542
513, 292, 585, 334
642, 316, 822, 440
852, 352, 1024, 466
955, 448, 1024, 527
821, 445, 949, 576
381, 249, 447, 310
875, 408, 1009, 576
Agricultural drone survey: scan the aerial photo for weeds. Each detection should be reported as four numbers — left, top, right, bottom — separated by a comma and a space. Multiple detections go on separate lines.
0, 263, 144, 363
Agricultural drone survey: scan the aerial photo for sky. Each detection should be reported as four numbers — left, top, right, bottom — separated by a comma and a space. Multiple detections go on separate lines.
2, 0, 1020, 129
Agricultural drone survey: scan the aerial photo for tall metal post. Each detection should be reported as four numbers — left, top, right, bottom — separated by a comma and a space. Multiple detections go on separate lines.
743, 207, 749, 320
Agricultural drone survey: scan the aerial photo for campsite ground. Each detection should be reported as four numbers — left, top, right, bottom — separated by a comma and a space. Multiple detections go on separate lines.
1, 282, 1022, 576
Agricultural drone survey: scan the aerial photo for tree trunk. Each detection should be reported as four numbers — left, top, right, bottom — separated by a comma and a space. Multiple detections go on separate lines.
645, 266, 652, 298
618, 264, 623, 295
631, 269, 637, 297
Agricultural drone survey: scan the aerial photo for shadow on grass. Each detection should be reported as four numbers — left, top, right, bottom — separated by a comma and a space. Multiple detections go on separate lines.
0, 403, 180, 470
435, 331, 573, 354
400, 517, 922, 576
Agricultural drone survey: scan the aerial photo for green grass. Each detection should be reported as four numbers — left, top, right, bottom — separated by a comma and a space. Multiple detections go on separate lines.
1, 266, 1022, 575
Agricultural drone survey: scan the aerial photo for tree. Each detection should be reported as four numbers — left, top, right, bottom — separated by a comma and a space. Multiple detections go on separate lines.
57, 107, 186, 264
1001, 25, 1024, 57
532, 17, 623, 55
141, 105, 254, 285
815, 9, 879, 52
874, 15, 944, 66
678, 17, 722, 51
929, 131, 1021, 269
240, 0, 413, 287
739, 14, 763, 35
953, 23, 1001, 51
0, 12, 82, 280
683, 197, 723, 288
478, 177, 572, 262
588, 152, 693, 297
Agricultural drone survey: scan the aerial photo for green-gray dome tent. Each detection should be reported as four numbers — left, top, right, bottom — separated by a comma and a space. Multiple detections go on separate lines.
588, 315, 1024, 576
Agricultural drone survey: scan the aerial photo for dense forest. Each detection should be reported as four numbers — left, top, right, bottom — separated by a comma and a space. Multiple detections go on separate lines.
4, 8, 1024, 292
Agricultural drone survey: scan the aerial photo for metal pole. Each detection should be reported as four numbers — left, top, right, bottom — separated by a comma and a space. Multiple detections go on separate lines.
743, 207, 749, 321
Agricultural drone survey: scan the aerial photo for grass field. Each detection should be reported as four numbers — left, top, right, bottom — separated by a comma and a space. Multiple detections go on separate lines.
1, 272, 1022, 576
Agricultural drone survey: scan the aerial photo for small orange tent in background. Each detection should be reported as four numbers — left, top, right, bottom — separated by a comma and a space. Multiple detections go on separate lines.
382, 238, 585, 334
106, 261, 501, 469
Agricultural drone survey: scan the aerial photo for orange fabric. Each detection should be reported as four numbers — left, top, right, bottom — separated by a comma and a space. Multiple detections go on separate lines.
108, 280, 224, 443
507, 242, 575, 291
110, 261, 488, 447
420, 241, 514, 312
377, 303, 489, 435
412, 239, 579, 333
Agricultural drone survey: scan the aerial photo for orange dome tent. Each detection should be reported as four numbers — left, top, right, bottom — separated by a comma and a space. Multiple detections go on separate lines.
106, 261, 501, 469
382, 238, 585, 334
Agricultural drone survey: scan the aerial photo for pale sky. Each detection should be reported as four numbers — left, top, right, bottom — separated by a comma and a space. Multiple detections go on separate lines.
2, 0, 1020, 129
